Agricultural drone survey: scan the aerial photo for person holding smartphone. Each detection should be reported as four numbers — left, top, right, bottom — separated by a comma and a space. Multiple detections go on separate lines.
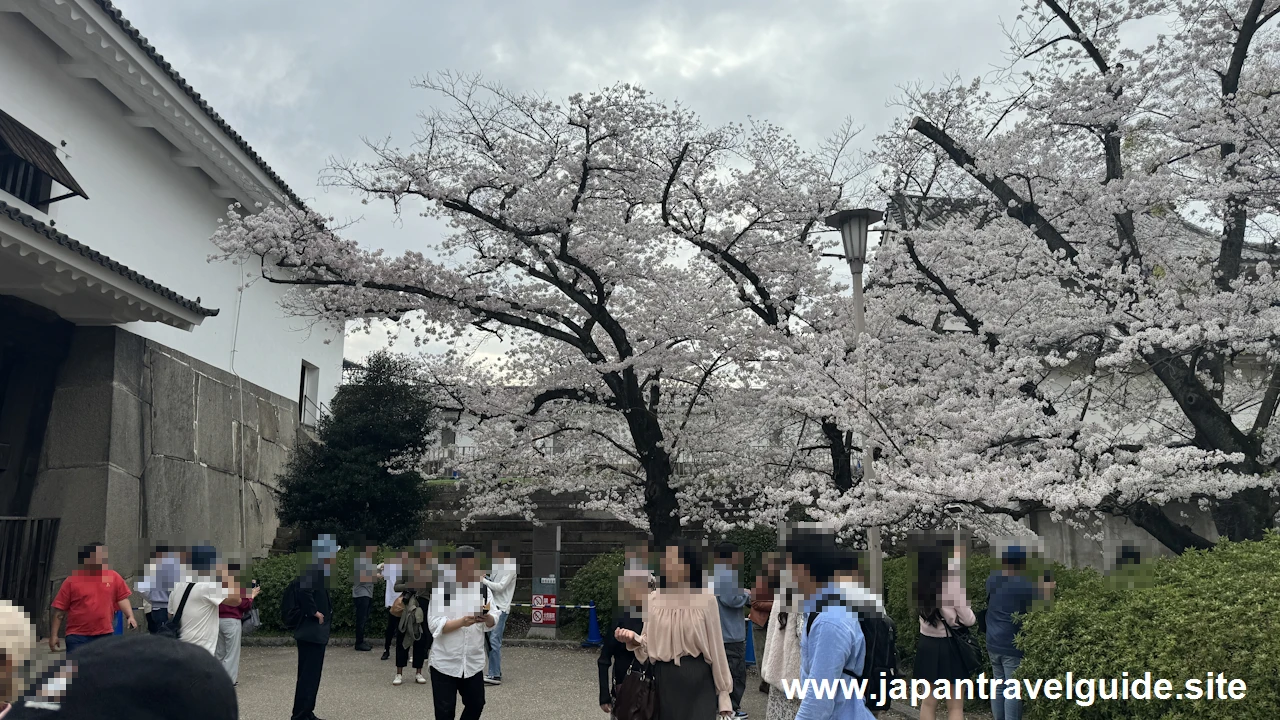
427, 546, 495, 720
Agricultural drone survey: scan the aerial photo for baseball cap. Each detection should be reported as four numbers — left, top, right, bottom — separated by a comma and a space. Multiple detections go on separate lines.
1003, 545, 1028, 562
12, 634, 236, 720
312, 534, 340, 560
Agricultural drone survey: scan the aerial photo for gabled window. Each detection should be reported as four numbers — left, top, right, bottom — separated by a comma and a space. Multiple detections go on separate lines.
0, 108, 88, 212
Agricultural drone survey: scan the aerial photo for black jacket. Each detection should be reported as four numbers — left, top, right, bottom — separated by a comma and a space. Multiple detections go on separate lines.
598, 609, 645, 705
294, 563, 332, 645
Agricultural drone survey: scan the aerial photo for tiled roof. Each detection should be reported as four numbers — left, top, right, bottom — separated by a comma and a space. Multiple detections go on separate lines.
0, 199, 219, 317
92, 0, 307, 210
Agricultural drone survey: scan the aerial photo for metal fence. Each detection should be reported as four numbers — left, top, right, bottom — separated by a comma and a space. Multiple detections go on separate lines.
0, 517, 60, 638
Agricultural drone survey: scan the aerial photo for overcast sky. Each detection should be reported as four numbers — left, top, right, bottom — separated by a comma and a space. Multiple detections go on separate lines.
112, 0, 1021, 362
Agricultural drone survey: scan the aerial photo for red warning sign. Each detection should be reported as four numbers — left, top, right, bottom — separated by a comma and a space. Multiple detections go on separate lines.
531, 594, 557, 626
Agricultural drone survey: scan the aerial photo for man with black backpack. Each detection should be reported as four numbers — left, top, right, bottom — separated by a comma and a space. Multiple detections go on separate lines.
786, 530, 880, 720
285, 535, 338, 720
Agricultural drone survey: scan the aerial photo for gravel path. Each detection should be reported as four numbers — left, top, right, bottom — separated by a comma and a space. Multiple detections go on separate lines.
236, 644, 771, 720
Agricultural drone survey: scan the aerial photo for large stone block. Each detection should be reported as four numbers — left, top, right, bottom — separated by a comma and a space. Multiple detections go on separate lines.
112, 328, 145, 398
27, 466, 110, 579
104, 466, 141, 576
257, 397, 279, 443
108, 384, 145, 479
203, 467, 244, 552
242, 480, 278, 559
150, 352, 195, 461
56, 327, 116, 389
258, 439, 290, 489
143, 455, 205, 542
237, 424, 261, 483
195, 374, 237, 474
278, 402, 299, 448
42, 383, 113, 469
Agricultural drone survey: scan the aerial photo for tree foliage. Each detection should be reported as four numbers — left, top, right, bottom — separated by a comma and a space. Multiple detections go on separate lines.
212, 75, 860, 545
853, 0, 1280, 550
275, 351, 436, 546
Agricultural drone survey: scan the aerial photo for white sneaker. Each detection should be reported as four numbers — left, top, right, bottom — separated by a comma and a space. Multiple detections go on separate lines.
415, 673, 427, 684
392, 674, 403, 686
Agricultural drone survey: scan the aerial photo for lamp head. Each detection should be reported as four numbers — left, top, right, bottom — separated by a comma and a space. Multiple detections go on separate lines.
824, 208, 884, 271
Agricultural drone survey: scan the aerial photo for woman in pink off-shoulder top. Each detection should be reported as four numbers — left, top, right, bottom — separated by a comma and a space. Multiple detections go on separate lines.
616, 543, 734, 719
913, 534, 976, 720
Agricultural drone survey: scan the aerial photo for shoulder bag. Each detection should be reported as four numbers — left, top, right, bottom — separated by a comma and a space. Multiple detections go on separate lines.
241, 606, 262, 634
156, 583, 196, 640
611, 661, 657, 720
944, 621, 982, 678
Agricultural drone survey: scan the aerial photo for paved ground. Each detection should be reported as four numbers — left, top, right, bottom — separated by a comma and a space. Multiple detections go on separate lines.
236, 644, 771, 720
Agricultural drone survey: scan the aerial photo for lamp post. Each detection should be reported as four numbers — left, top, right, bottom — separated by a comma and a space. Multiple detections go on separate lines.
824, 208, 885, 597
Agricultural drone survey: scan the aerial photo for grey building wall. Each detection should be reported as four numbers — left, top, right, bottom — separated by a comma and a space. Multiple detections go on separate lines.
1028, 502, 1219, 571
28, 326, 299, 586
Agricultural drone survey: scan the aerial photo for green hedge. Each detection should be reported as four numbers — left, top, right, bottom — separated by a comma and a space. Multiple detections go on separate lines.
566, 551, 625, 635
1017, 535, 1280, 719
245, 546, 453, 636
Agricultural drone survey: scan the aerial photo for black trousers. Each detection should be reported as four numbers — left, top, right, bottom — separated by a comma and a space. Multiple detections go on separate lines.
384, 608, 397, 652
395, 628, 431, 670
291, 640, 327, 720
354, 597, 372, 645
430, 667, 485, 720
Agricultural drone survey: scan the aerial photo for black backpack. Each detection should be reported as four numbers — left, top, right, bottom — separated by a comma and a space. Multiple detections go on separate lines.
806, 598, 900, 712
281, 578, 304, 630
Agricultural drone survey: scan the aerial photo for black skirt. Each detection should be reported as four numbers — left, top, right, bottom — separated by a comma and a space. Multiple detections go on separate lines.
914, 633, 971, 683
653, 655, 717, 720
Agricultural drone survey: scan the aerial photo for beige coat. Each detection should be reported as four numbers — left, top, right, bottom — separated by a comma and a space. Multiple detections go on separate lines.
759, 591, 803, 687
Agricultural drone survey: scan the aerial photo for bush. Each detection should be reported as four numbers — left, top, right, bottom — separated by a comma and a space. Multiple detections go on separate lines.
245, 546, 409, 636
1017, 535, 1280, 719
566, 551, 625, 635
716, 526, 779, 583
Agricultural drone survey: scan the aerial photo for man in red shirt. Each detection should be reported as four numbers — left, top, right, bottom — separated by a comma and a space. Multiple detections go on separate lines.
48, 543, 137, 654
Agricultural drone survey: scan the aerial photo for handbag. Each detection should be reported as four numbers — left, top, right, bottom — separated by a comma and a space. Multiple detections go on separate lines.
390, 591, 411, 618
156, 583, 195, 639
945, 621, 982, 678
611, 661, 658, 720
241, 606, 261, 634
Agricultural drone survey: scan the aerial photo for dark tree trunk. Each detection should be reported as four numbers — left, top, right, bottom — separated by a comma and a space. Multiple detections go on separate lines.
618, 376, 682, 547
823, 420, 855, 492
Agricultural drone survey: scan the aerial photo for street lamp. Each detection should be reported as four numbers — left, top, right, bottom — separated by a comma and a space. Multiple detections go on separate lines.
824, 208, 885, 598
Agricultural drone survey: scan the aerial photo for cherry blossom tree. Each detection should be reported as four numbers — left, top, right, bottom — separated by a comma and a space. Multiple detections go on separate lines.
860, 0, 1280, 551
210, 74, 852, 545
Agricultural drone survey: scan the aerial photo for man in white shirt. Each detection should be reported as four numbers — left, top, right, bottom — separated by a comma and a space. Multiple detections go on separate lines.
380, 553, 403, 661
428, 546, 495, 720
480, 543, 516, 686
169, 546, 242, 659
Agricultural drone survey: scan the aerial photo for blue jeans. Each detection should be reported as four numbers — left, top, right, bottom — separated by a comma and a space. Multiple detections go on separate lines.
990, 653, 1023, 720
487, 611, 508, 678
65, 634, 111, 654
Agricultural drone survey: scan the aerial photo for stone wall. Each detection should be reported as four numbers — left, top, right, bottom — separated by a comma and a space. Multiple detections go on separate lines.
29, 326, 299, 584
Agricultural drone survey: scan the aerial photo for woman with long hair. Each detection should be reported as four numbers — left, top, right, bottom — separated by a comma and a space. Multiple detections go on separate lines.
758, 564, 802, 720
617, 543, 734, 719
913, 534, 976, 720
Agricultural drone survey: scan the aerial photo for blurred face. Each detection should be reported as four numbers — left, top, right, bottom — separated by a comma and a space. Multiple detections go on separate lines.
93, 546, 108, 567
661, 546, 688, 586
457, 556, 480, 583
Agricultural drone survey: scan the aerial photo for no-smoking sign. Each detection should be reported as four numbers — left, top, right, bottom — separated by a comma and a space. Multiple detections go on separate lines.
531, 609, 543, 624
